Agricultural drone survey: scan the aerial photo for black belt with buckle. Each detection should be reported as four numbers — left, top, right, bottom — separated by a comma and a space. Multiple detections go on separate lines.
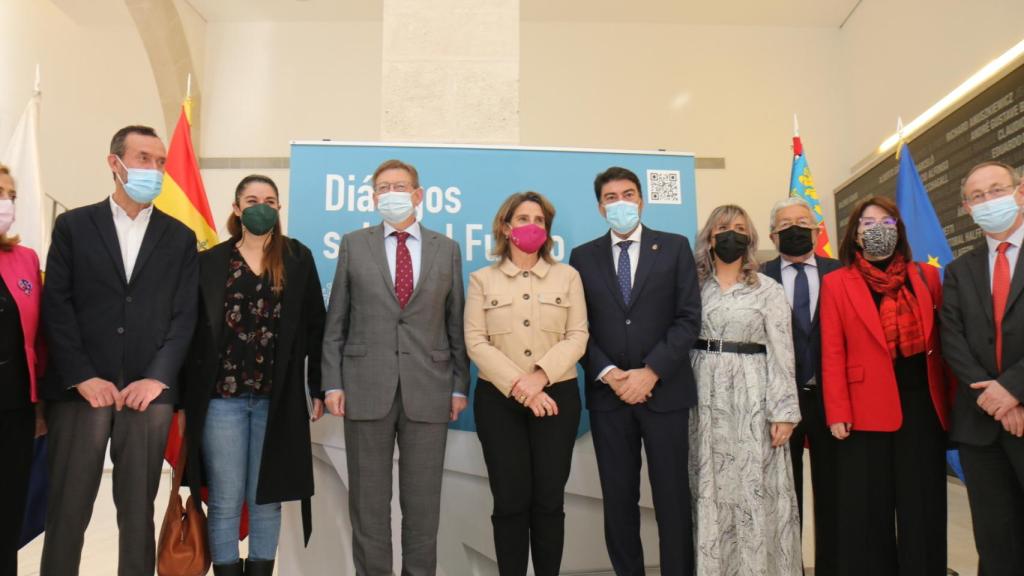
695, 339, 767, 355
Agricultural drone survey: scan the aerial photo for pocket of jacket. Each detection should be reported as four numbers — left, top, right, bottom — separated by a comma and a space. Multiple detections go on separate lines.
431, 350, 450, 363
846, 365, 864, 383
343, 344, 367, 357
538, 292, 570, 334
483, 293, 513, 336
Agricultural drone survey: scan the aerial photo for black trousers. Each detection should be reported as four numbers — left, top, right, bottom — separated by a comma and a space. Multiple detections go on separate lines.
475, 379, 581, 576
0, 405, 34, 576
591, 404, 693, 576
834, 378, 947, 576
789, 385, 839, 576
959, 431, 1024, 576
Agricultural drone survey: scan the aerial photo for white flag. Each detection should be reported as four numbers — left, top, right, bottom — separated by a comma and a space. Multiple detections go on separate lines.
3, 80, 44, 258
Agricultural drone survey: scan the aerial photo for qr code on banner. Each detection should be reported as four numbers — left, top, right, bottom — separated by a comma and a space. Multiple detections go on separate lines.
646, 169, 682, 205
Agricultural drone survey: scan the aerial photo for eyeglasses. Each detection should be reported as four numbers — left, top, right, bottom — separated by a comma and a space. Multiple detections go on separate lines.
965, 185, 1016, 206
858, 216, 898, 228
375, 182, 412, 194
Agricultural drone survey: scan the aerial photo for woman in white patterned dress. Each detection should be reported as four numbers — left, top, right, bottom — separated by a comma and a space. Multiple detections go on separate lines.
689, 204, 802, 576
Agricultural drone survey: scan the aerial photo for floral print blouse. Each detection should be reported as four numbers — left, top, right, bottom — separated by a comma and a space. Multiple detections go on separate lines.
214, 247, 281, 397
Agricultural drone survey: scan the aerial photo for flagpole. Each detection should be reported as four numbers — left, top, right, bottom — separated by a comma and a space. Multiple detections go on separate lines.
33, 64, 40, 95
793, 113, 800, 137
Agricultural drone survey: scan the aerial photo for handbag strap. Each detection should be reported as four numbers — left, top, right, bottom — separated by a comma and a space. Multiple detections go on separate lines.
169, 432, 188, 496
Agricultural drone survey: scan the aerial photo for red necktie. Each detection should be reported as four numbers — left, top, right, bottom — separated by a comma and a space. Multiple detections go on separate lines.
993, 241, 1012, 371
393, 231, 413, 309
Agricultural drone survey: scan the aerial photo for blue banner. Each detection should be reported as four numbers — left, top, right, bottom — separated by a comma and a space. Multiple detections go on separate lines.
288, 142, 697, 431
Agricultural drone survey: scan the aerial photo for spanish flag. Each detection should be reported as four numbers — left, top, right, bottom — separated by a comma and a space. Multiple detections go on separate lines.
156, 97, 218, 252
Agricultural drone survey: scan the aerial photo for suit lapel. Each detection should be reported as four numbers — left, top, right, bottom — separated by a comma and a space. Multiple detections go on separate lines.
366, 225, 398, 301
90, 200, 128, 285
406, 226, 440, 309
966, 247, 994, 326
129, 210, 169, 286
200, 242, 233, 347
595, 233, 627, 312
763, 258, 782, 284
844, 268, 889, 350
628, 229, 661, 309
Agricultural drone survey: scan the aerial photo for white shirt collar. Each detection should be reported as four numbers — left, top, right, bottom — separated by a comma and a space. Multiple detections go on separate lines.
109, 195, 153, 222
986, 221, 1024, 254
384, 220, 421, 241
781, 254, 817, 270
610, 223, 643, 246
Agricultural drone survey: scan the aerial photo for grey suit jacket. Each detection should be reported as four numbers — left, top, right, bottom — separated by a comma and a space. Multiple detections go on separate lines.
321, 223, 470, 423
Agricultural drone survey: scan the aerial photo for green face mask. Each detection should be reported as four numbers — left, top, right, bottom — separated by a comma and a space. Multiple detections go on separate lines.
241, 203, 279, 236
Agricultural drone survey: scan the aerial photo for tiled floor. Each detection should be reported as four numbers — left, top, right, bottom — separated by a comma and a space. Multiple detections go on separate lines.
18, 459, 979, 575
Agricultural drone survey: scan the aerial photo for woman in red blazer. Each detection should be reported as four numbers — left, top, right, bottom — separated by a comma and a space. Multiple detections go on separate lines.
0, 164, 46, 574
820, 195, 955, 576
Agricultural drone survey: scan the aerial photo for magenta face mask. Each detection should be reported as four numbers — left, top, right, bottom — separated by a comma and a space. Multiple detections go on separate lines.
509, 224, 548, 254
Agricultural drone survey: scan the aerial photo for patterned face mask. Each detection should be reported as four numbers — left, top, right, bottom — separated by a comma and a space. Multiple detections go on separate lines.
861, 225, 898, 259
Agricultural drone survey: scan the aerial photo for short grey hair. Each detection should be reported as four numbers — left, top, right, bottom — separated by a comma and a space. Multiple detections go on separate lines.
960, 161, 1022, 199
769, 196, 815, 232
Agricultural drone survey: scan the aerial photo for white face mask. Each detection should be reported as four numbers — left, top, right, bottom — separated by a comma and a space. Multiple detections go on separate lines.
376, 192, 415, 225
0, 199, 14, 235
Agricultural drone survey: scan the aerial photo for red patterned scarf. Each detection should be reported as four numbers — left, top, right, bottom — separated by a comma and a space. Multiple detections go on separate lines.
854, 252, 926, 359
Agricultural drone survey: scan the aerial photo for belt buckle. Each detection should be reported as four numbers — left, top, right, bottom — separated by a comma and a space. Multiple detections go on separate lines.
706, 338, 723, 354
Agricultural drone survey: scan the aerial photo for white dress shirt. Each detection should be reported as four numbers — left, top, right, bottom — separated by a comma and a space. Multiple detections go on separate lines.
598, 224, 644, 382
987, 222, 1024, 291
780, 254, 820, 319
383, 221, 422, 288
109, 196, 153, 280
609, 224, 643, 288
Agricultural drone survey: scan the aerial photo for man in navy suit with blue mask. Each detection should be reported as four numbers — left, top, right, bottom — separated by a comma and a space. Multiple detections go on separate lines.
569, 166, 701, 576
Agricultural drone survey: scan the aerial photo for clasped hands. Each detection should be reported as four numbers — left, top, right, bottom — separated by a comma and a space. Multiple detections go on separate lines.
75, 377, 165, 411
510, 370, 557, 417
972, 380, 1024, 437
602, 366, 658, 405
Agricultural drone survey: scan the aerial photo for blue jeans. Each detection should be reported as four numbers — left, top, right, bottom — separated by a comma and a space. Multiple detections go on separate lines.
202, 396, 281, 564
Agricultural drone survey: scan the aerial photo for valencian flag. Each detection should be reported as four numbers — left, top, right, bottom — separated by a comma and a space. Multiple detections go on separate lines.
155, 88, 251, 537
790, 117, 834, 258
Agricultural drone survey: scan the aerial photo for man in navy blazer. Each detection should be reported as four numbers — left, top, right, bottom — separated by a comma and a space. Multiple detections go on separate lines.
761, 197, 842, 576
40, 126, 198, 576
569, 167, 701, 576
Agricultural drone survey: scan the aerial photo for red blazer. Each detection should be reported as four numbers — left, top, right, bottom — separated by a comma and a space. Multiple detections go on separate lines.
0, 244, 45, 402
820, 263, 955, 432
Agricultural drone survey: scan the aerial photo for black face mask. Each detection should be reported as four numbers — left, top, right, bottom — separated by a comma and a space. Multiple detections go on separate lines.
777, 225, 814, 257
712, 230, 750, 264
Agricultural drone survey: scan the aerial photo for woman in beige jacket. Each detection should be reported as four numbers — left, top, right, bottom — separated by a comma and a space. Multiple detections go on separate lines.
465, 191, 589, 576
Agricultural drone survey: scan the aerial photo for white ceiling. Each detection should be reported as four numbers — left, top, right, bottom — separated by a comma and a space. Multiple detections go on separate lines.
183, 0, 861, 27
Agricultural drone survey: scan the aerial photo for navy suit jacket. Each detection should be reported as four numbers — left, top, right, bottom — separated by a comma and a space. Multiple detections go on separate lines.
41, 199, 199, 403
762, 255, 843, 389
569, 227, 701, 412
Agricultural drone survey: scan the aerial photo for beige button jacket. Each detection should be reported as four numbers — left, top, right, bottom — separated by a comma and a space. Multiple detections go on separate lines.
464, 257, 589, 397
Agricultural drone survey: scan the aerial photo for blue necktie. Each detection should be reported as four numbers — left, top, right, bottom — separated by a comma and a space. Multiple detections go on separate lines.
617, 241, 633, 305
792, 263, 813, 386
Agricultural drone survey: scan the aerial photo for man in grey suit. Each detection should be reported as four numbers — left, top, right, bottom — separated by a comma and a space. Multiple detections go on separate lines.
322, 159, 470, 576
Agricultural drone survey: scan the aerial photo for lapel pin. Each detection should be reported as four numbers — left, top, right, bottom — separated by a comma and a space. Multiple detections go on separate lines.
18, 279, 32, 296
652, 244, 659, 251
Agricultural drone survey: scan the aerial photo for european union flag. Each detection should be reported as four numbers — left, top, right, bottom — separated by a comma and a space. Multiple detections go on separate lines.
895, 143, 954, 275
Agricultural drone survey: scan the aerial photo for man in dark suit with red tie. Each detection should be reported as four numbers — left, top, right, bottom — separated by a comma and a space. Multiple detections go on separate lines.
761, 197, 842, 576
941, 161, 1024, 576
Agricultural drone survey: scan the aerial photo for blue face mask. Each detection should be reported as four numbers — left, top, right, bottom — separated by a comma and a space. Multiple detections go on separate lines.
971, 194, 1021, 234
116, 157, 164, 204
377, 192, 416, 225
604, 200, 641, 235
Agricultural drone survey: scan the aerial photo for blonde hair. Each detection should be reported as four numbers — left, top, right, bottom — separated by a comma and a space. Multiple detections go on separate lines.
490, 191, 556, 263
0, 163, 19, 251
695, 204, 760, 287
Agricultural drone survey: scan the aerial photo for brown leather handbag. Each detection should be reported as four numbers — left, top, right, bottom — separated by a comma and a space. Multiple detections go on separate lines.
157, 440, 211, 576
